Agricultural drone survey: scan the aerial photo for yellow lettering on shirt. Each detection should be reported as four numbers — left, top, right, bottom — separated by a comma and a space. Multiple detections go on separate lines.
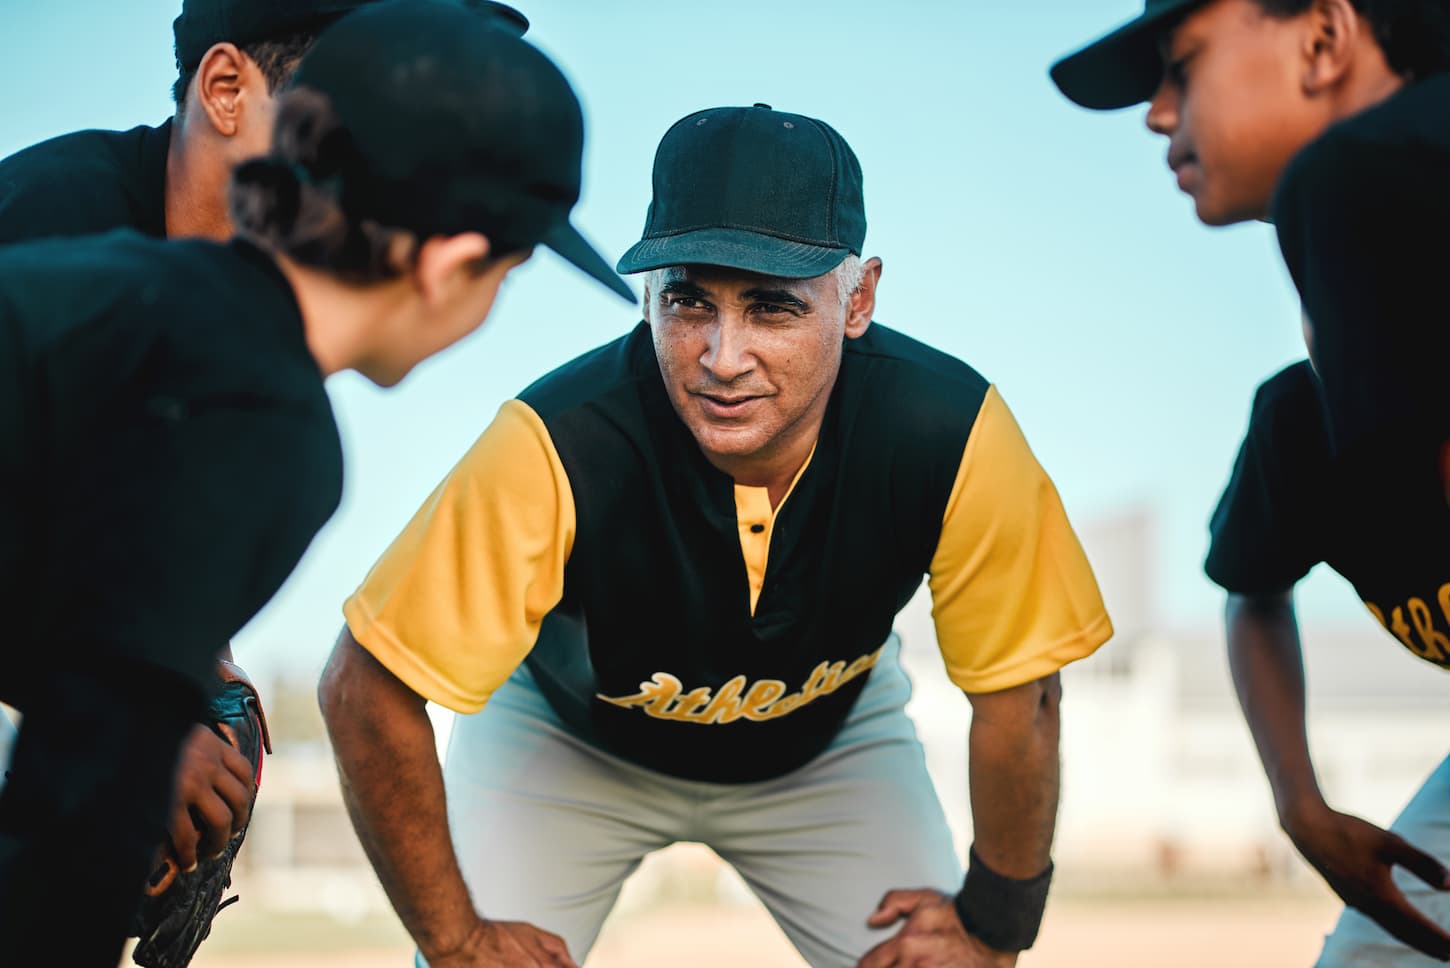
693, 675, 750, 724
663, 687, 714, 721
598, 645, 886, 725
1407, 598, 1450, 662
1366, 595, 1450, 668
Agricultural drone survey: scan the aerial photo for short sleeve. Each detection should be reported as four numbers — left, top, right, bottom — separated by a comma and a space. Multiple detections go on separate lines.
927, 385, 1113, 693
343, 399, 576, 713
1204, 369, 1324, 595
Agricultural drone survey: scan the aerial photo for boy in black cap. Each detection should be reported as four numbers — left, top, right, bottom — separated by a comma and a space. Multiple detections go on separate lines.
0, 2, 625, 965
0, 0, 527, 931
1053, 1, 1450, 964
321, 102, 1112, 968
1051, 0, 1450, 490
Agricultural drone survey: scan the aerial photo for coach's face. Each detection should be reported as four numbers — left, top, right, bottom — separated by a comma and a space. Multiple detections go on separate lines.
1144, 0, 1333, 225
647, 261, 878, 478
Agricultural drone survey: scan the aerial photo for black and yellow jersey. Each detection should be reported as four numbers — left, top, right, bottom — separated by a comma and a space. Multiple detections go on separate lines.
1207, 361, 1450, 671
346, 321, 1112, 782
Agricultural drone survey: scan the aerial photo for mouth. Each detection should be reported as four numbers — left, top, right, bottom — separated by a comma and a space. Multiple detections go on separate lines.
1168, 148, 1199, 188
693, 391, 764, 418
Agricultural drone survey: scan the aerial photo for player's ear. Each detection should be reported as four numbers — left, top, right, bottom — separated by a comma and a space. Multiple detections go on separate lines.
844, 257, 882, 339
1301, 0, 1362, 96
412, 232, 493, 307
193, 43, 252, 138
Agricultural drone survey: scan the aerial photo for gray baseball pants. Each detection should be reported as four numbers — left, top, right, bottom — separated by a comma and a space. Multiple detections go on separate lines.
419, 634, 962, 967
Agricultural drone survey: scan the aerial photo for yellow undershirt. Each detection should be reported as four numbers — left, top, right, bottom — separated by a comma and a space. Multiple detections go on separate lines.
733, 443, 817, 615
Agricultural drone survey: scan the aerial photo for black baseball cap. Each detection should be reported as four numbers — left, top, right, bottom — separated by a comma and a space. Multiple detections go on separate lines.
1051, 0, 1206, 110
173, 0, 528, 73
617, 104, 866, 280
288, 0, 632, 301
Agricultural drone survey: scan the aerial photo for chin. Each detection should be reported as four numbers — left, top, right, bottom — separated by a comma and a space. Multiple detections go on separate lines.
1193, 197, 1238, 227
688, 423, 769, 462
1193, 188, 1272, 228
358, 362, 408, 388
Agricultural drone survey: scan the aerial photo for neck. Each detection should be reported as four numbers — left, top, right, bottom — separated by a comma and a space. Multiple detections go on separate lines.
271, 252, 411, 379
710, 406, 827, 509
164, 119, 235, 241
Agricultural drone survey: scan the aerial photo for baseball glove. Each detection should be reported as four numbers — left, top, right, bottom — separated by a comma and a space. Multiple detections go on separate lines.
131, 660, 272, 968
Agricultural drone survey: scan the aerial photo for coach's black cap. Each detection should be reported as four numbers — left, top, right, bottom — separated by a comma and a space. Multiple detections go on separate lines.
1051, 0, 1206, 110
173, 0, 528, 72
617, 104, 865, 280
289, 0, 632, 301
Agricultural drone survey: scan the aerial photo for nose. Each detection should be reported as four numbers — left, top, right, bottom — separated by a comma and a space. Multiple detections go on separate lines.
701, 315, 755, 383
1145, 80, 1178, 136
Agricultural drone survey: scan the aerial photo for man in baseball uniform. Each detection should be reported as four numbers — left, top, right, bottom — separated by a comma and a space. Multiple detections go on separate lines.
320, 103, 1115, 968
0, 0, 527, 880
1052, 1, 1450, 963
0, 0, 527, 245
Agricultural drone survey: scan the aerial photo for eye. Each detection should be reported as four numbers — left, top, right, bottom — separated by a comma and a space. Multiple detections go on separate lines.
664, 294, 711, 312
750, 302, 797, 319
1165, 54, 1191, 88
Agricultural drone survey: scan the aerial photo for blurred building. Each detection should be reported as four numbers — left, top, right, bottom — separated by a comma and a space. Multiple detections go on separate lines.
237, 507, 1450, 919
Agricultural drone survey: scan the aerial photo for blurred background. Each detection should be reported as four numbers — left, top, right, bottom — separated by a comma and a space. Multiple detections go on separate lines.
3, 0, 1445, 965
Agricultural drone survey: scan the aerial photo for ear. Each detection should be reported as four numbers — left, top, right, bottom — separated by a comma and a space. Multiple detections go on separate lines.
413, 232, 493, 307
1301, 0, 1363, 95
193, 42, 256, 138
844, 257, 882, 339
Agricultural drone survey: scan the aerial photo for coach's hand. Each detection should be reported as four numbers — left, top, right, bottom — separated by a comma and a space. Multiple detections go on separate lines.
859, 889, 1016, 968
426, 917, 578, 968
166, 723, 254, 871
1285, 802, 1450, 961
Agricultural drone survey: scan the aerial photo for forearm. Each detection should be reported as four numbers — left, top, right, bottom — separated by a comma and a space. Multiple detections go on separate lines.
1224, 592, 1324, 824
318, 629, 479, 960
966, 674, 1061, 878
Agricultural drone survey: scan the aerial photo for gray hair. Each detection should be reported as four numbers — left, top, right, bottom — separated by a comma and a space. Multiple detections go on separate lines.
642, 253, 864, 311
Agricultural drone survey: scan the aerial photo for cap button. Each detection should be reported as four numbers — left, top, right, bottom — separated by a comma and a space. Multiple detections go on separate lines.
753, 102, 772, 110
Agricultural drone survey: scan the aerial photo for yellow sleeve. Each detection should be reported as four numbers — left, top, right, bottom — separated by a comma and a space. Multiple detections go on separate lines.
928, 385, 1113, 693
342, 399, 575, 713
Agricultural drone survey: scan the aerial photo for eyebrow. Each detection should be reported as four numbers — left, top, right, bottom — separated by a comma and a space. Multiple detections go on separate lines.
740, 287, 809, 310
1157, 17, 1195, 63
658, 280, 711, 300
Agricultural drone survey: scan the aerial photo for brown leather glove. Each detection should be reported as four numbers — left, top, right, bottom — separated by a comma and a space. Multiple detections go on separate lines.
130, 660, 271, 968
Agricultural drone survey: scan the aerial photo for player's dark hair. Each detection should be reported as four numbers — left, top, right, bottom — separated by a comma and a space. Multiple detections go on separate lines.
1256, 0, 1450, 79
172, 30, 319, 109
229, 87, 421, 284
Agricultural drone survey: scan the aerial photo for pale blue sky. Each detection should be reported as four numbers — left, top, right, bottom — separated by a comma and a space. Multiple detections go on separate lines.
0, 0, 1369, 682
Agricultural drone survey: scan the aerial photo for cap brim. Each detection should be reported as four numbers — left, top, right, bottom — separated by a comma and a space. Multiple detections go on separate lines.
543, 221, 636, 303
617, 227, 850, 279
1050, 0, 1200, 111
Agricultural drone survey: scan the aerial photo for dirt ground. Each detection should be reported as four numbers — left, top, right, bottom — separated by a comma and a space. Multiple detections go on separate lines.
183, 893, 1341, 968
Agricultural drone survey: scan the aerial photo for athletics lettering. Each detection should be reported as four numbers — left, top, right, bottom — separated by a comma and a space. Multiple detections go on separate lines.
597, 645, 886, 725
1366, 586, 1450, 668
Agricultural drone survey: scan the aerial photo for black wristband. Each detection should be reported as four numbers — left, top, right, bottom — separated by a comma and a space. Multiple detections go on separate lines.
952, 845, 1054, 952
